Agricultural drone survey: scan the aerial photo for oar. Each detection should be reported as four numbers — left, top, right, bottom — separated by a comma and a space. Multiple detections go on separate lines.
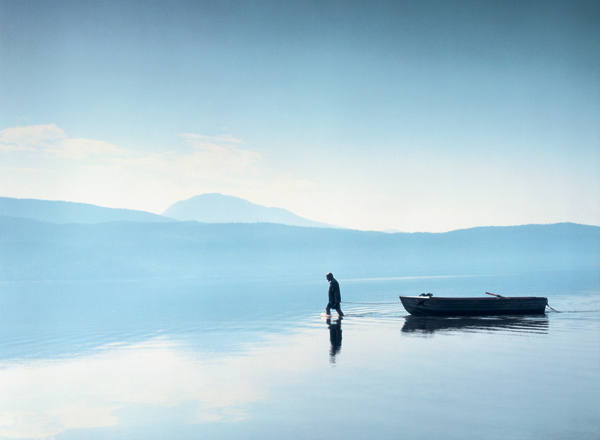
485, 292, 504, 298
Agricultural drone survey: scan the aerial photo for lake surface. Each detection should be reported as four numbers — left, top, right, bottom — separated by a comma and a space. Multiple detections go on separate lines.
0, 270, 598, 440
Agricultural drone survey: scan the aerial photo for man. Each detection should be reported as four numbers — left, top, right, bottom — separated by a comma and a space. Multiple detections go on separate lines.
326, 272, 344, 317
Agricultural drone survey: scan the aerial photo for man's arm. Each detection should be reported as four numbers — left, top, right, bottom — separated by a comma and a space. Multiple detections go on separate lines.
334, 282, 341, 304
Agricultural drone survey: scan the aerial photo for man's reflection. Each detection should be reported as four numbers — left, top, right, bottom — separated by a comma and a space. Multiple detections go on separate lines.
327, 317, 342, 364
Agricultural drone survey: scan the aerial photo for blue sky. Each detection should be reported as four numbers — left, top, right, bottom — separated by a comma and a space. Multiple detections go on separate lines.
1, 0, 598, 231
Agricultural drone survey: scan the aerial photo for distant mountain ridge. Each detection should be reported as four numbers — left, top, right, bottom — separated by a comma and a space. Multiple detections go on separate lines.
0, 194, 336, 228
162, 193, 335, 228
0, 197, 174, 224
1, 217, 597, 281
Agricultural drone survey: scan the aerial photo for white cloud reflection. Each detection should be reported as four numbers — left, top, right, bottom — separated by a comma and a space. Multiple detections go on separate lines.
0, 338, 257, 438
0, 331, 324, 440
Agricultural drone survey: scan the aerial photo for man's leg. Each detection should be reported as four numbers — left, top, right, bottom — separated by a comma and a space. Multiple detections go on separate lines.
335, 305, 344, 317
326, 305, 331, 316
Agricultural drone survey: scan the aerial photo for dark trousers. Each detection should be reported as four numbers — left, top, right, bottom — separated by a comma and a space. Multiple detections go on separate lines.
326, 303, 344, 316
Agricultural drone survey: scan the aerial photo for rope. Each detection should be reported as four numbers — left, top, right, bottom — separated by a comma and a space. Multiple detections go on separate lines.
545, 299, 560, 312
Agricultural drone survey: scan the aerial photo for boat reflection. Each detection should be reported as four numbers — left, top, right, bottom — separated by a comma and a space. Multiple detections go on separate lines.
401, 315, 549, 335
326, 318, 342, 363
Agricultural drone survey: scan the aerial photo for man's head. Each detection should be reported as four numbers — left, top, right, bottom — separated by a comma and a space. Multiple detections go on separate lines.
326, 273, 333, 281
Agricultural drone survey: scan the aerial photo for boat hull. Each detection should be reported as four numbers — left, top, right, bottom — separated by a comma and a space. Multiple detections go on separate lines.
399, 295, 547, 316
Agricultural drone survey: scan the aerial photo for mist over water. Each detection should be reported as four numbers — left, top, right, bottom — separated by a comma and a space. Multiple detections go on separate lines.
0, 269, 598, 440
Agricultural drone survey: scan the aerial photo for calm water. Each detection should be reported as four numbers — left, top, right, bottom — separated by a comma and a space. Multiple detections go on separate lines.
0, 270, 598, 440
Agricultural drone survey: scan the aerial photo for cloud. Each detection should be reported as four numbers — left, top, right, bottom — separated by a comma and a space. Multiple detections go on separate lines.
173, 133, 261, 177
1, 166, 42, 174
0, 124, 126, 159
0, 124, 66, 152
0, 124, 263, 183
0, 124, 66, 145
180, 133, 244, 145
47, 138, 128, 159
0, 124, 319, 220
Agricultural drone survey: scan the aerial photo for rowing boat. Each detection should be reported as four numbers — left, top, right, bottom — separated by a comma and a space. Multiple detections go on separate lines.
399, 292, 548, 316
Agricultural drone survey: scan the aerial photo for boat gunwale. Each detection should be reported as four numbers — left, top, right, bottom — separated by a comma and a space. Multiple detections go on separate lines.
399, 296, 546, 301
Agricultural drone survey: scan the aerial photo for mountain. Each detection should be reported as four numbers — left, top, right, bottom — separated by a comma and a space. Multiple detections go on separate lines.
0, 197, 174, 224
162, 193, 335, 228
1, 217, 597, 281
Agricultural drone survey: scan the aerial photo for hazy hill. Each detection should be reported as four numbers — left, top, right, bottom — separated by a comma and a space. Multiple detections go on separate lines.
162, 193, 335, 228
0, 197, 174, 224
1, 217, 597, 281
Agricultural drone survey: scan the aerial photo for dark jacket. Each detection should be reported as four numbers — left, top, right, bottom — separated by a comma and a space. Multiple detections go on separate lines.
328, 278, 341, 305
